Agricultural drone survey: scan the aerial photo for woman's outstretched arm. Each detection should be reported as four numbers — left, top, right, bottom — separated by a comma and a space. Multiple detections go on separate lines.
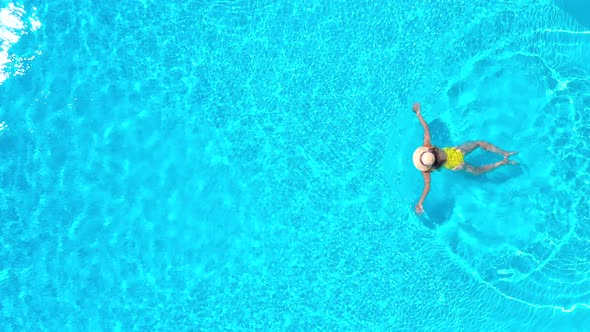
413, 102, 432, 147
416, 171, 431, 214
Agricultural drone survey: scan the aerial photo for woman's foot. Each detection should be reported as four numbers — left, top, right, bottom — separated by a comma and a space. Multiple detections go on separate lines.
501, 157, 518, 165
503, 151, 519, 158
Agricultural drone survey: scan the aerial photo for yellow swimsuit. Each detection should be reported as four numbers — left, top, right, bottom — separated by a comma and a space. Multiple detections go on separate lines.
442, 147, 464, 169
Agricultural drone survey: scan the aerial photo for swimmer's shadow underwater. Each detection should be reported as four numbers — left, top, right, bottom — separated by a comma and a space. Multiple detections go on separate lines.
415, 118, 524, 230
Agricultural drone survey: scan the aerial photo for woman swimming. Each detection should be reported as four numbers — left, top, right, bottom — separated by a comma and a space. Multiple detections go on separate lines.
411, 102, 518, 214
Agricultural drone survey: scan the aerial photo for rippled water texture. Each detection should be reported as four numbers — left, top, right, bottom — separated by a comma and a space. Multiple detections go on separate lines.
1, 0, 590, 330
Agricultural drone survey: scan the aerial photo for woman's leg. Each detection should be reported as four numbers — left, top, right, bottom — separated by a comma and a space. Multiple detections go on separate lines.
457, 140, 518, 157
463, 159, 517, 175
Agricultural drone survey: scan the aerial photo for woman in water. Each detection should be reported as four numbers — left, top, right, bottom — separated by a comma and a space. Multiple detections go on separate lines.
412, 102, 518, 214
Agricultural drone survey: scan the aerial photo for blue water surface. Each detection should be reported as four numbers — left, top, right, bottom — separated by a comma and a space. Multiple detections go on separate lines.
1, 0, 590, 330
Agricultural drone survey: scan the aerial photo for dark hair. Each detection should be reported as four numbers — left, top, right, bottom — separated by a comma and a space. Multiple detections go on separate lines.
430, 147, 446, 170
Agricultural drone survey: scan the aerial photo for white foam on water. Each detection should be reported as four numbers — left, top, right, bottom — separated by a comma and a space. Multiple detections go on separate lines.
0, 2, 41, 84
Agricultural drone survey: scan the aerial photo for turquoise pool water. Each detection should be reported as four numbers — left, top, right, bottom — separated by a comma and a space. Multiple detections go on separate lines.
1, 0, 590, 330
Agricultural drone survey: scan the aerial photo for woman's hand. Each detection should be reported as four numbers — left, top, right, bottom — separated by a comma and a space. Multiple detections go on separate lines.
412, 102, 421, 114
415, 204, 424, 214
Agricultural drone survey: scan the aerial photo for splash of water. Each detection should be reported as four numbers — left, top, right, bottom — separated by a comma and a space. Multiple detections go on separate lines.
0, 2, 41, 84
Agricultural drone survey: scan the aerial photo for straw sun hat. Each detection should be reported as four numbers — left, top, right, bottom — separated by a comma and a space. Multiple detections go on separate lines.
413, 146, 435, 172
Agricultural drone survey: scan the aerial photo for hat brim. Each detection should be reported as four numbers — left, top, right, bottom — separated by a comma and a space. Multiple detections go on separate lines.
413, 147, 434, 172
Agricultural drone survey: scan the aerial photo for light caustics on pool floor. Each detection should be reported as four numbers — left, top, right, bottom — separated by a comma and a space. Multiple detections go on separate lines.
436, 28, 590, 312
